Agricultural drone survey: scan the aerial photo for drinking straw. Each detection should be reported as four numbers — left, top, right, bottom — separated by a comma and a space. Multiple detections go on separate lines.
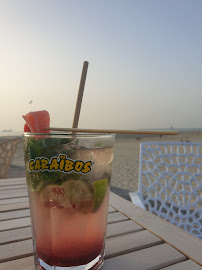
72, 61, 89, 129
48, 127, 177, 136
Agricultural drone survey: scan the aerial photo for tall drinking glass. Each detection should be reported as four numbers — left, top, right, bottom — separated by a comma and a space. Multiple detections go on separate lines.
23, 133, 115, 270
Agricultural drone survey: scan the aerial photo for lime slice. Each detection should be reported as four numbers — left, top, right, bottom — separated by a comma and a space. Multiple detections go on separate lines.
93, 178, 108, 212
41, 180, 93, 212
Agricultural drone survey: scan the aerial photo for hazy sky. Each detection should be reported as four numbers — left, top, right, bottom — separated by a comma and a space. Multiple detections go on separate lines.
0, 0, 202, 131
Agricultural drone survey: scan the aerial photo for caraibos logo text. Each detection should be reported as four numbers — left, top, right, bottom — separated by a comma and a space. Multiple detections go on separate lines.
29, 154, 92, 174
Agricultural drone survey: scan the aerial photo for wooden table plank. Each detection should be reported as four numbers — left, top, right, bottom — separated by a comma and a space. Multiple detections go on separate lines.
0, 182, 27, 187
0, 239, 33, 263
105, 230, 163, 259
0, 227, 32, 245
0, 188, 27, 195
0, 185, 27, 191
0, 181, 25, 186
0, 257, 34, 270
0, 177, 26, 184
0, 209, 30, 221
109, 192, 202, 266
0, 197, 29, 205
108, 206, 117, 213
104, 243, 186, 270
106, 220, 143, 238
0, 192, 28, 200
162, 260, 202, 270
107, 212, 128, 224
0, 217, 31, 231
0, 202, 30, 212
0, 179, 26, 186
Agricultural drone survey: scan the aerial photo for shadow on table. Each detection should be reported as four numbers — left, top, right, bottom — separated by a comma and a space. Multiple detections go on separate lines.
110, 186, 131, 201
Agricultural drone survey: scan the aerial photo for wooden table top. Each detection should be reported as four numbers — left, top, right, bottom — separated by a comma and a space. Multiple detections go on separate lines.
0, 177, 201, 270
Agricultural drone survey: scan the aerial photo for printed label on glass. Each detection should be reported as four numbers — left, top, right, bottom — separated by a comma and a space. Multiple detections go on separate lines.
29, 154, 93, 174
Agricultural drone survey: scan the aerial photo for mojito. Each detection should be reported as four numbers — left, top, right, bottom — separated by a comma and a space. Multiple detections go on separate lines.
23, 133, 114, 270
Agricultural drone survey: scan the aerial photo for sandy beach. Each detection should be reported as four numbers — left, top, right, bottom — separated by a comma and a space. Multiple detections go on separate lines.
1, 130, 202, 200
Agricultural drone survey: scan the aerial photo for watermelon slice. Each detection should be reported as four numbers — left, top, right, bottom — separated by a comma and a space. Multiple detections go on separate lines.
23, 110, 50, 133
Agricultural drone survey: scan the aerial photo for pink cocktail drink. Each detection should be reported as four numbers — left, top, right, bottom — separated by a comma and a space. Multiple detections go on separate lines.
30, 187, 109, 267
23, 134, 114, 270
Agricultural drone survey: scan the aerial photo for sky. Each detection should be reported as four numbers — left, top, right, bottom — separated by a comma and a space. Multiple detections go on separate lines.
0, 0, 202, 132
